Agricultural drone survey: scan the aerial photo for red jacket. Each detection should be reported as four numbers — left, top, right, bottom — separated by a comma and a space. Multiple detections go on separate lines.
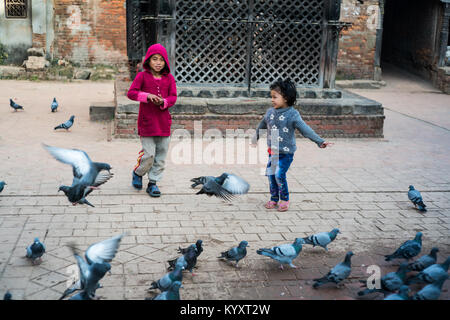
127, 44, 177, 136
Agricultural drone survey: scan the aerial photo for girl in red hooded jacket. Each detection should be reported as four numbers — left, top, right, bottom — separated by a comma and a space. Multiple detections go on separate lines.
127, 43, 177, 197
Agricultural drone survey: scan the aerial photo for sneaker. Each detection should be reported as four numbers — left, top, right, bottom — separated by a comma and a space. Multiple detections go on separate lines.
132, 171, 143, 190
146, 183, 161, 197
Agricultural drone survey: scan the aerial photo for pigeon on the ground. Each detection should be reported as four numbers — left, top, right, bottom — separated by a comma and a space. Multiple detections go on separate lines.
406, 257, 450, 285
3, 291, 12, 300
408, 185, 427, 212
383, 285, 411, 300
0, 181, 6, 193
385, 232, 422, 262
358, 262, 409, 297
68, 291, 92, 300
191, 173, 250, 201
51, 98, 58, 112
54, 115, 75, 130
412, 275, 449, 300
10, 99, 24, 111
303, 228, 340, 251
148, 264, 184, 292
25, 237, 45, 264
406, 247, 439, 272
218, 240, 249, 268
43, 144, 113, 206
313, 251, 354, 288
256, 238, 305, 270
60, 233, 126, 300
178, 239, 203, 258
168, 244, 198, 275
151, 281, 182, 300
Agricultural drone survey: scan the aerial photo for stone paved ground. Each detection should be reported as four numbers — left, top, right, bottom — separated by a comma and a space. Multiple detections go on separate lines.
0, 69, 449, 300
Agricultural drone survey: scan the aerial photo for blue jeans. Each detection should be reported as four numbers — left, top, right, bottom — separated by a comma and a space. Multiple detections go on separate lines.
266, 153, 294, 202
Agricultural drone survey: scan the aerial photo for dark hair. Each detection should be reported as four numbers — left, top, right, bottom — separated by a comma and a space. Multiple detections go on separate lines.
269, 78, 297, 106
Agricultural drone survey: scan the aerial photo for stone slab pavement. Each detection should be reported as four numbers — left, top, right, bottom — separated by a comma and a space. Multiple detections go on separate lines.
0, 74, 449, 300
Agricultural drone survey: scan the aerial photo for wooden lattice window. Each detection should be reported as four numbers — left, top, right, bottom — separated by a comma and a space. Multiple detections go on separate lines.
5, 0, 27, 19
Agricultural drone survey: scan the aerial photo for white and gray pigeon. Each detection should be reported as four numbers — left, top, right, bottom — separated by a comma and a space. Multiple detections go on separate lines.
168, 244, 198, 276
54, 115, 75, 130
412, 275, 449, 300
303, 228, 340, 251
0, 181, 6, 193
151, 281, 182, 300
148, 264, 184, 292
256, 238, 305, 270
51, 97, 58, 112
385, 232, 422, 262
383, 285, 411, 300
408, 185, 427, 212
406, 247, 439, 272
218, 240, 249, 268
406, 256, 450, 285
60, 233, 126, 300
191, 173, 250, 201
43, 144, 113, 207
358, 262, 409, 297
9, 98, 24, 111
25, 237, 46, 264
313, 251, 354, 288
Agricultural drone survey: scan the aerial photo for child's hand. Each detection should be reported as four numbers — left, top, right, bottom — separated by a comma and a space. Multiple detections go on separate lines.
320, 141, 334, 148
147, 94, 164, 105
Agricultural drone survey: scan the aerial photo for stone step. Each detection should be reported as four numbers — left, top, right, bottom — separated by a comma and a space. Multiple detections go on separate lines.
89, 101, 116, 121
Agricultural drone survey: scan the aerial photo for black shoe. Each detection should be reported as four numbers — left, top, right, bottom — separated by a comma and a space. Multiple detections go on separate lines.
146, 183, 161, 197
132, 171, 143, 190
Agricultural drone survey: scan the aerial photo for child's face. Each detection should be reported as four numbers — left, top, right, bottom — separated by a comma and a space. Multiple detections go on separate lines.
270, 89, 288, 109
149, 54, 165, 74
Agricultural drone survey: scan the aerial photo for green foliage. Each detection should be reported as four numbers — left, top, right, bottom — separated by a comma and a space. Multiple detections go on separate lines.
0, 43, 9, 65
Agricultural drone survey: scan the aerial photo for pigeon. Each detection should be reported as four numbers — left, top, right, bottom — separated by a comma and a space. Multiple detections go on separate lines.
406, 247, 439, 272
54, 115, 75, 130
168, 244, 198, 275
151, 281, 182, 300
303, 228, 340, 251
383, 285, 411, 300
25, 237, 46, 264
412, 275, 449, 300
0, 181, 6, 193
3, 291, 12, 300
43, 144, 113, 206
191, 173, 250, 201
256, 238, 305, 270
384, 232, 422, 262
313, 251, 354, 288
10, 99, 24, 111
178, 239, 203, 258
408, 185, 427, 212
406, 257, 450, 285
68, 291, 92, 300
148, 264, 184, 292
60, 233, 126, 300
51, 97, 58, 112
218, 240, 249, 268
358, 262, 409, 297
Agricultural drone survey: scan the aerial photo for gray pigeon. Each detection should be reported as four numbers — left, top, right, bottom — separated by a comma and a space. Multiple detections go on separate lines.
3, 291, 12, 300
148, 264, 184, 292
51, 98, 58, 112
60, 233, 126, 300
218, 240, 249, 268
256, 238, 305, 270
10, 98, 24, 111
358, 262, 409, 297
0, 181, 6, 193
54, 115, 75, 130
385, 232, 422, 262
178, 239, 203, 258
313, 251, 354, 288
412, 275, 449, 300
408, 185, 427, 212
151, 281, 182, 300
168, 244, 198, 275
406, 257, 450, 285
43, 144, 113, 207
192, 173, 250, 201
406, 247, 439, 272
303, 228, 340, 251
383, 285, 411, 300
25, 237, 46, 264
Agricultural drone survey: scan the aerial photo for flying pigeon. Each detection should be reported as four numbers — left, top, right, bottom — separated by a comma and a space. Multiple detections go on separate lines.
383, 285, 411, 300
313, 251, 354, 288
168, 244, 198, 276
303, 228, 340, 251
25, 237, 45, 264
408, 185, 427, 212
218, 240, 249, 268
358, 262, 409, 297
256, 238, 305, 270
385, 232, 422, 262
191, 173, 250, 201
9, 99, 24, 111
54, 115, 75, 131
59, 233, 126, 300
0, 181, 6, 193
412, 275, 449, 300
148, 264, 184, 292
151, 281, 182, 300
406, 257, 450, 285
43, 144, 113, 207
406, 247, 439, 272
178, 239, 203, 258
3, 291, 12, 300
51, 98, 58, 112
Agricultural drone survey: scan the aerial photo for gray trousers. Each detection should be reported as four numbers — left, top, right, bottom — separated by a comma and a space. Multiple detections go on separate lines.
134, 136, 170, 183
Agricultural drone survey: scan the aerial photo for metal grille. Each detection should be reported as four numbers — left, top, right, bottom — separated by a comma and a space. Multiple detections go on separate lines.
5, 0, 27, 18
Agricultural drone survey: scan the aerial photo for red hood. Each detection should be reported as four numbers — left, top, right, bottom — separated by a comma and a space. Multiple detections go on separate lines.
143, 43, 171, 74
